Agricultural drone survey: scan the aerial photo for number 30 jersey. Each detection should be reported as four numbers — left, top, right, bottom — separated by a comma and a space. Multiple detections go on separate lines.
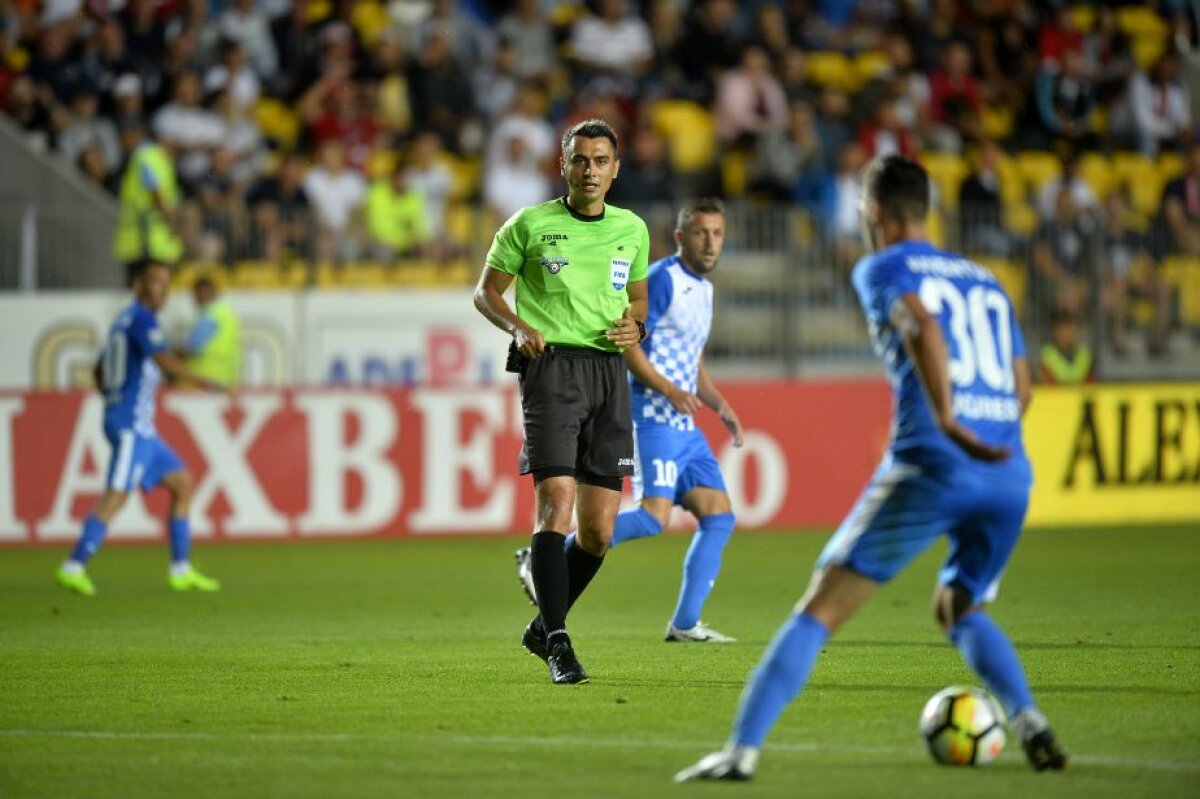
100, 301, 166, 436
852, 240, 1028, 469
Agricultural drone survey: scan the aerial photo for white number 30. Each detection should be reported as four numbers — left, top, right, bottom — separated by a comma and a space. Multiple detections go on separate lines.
918, 277, 1014, 392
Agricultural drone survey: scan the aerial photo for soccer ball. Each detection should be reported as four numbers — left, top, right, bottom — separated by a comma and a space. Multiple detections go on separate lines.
919, 686, 1007, 766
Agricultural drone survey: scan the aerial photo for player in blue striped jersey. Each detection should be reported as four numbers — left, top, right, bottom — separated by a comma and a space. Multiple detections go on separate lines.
677, 155, 1067, 781
56, 259, 227, 596
515, 198, 745, 642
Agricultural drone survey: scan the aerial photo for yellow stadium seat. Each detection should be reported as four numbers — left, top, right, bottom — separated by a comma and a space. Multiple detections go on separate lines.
1015, 151, 1062, 195
1004, 205, 1038, 237
307, 0, 331, 23
1117, 6, 1167, 38
1131, 34, 1166, 70
313, 261, 339, 288
721, 149, 752, 197
992, 151, 1025, 208
1159, 152, 1185, 183
650, 100, 716, 173
805, 51, 855, 92
921, 152, 969, 211
366, 150, 398, 181
1067, 5, 1096, 32
1113, 152, 1163, 216
854, 51, 890, 86
441, 154, 480, 202
339, 262, 389, 289
351, 1, 390, 47
926, 209, 946, 248
977, 257, 1027, 320
390, 260, 439, 287
981, 103, 1015, 140
281, 260, 310, 288
253, 99, 301, 151
1078, 152, 1117, 198
1161, 258, 1200, 324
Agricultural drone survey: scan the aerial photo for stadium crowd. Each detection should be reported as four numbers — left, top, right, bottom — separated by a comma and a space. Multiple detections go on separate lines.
1, 0, 1198, 364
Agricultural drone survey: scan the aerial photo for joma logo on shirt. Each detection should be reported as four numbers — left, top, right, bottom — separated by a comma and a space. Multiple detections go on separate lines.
541, 255, 570, 274
540, 234, 569, 243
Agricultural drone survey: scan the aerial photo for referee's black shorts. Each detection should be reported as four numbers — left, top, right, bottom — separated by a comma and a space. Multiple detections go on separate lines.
517, 344, 634, 486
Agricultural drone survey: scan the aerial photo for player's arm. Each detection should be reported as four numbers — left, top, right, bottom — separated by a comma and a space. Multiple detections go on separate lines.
623, 343, 701, 415
473, 266, 545, 359
893, 293, 1010, 462
696, 357, 744, 447
152, 352, 229, 394
606, 277, 648, 348
92, 357, 104, 392
1014, 356, 1032, 415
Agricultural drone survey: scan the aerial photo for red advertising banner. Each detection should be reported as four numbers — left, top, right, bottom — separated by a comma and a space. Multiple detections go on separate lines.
0, 382, 892, 545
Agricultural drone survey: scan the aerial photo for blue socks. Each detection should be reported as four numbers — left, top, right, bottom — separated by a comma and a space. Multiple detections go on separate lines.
672, 512, 735, 630
608, 507, 663, 548
733, 612, 829, 748
168, 517, 190, 564
948, 611, 1035, 717
69, 515, 108, 564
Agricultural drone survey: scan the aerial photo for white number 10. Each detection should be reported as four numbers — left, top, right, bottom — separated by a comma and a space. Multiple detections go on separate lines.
918, 277, 1014, 392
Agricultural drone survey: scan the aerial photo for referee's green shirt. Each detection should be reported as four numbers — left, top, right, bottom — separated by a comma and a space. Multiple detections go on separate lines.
485, 197, 650, 352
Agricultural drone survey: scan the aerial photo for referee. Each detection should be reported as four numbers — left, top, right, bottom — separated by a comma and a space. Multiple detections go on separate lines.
473, 119, 650, 684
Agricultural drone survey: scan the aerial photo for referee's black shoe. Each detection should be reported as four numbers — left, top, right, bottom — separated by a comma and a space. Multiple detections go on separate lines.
547, 634, 589, 685
521, 620, 549, 662
1022, 729, 1068, 771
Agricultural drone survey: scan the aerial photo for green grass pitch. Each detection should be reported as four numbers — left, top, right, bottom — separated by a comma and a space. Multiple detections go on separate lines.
2, 525, 1198, 798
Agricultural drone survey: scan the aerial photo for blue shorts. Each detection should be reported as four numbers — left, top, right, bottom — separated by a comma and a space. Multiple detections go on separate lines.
817, 456, 1031, 605
104, 427, 185, 493
632, 423, 727, 505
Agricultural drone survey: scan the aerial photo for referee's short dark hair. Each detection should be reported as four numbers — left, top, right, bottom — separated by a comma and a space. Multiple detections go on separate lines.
676, 197, 726, 231
561, 118, 619, 157
862, 154, 930, 224
128, 257, 168, 282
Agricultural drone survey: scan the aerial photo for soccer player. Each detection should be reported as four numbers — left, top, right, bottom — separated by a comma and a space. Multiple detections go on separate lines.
473, 119, 650, 684
515, 198, 745, 643
56, 259, 227, 597
676, 154, 1068, 781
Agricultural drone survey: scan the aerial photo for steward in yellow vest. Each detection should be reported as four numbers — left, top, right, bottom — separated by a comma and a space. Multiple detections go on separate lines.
181, 276, 241, 388
113, 117, 183, 284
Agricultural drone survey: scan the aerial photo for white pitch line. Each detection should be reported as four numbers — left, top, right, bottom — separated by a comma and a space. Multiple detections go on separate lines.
1, 729, 1197, 773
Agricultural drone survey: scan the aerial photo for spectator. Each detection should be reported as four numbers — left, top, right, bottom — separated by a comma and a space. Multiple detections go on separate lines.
814, 86, 852, 173
204, 38, 261, 116
408, 28, 476, 152
111, 72, 143, 120
210, 83, 265, 185
180, 275, 242, 389
752, 101, 825, 203
927, 40, 982, 151
816, 141, 868, 280
216, 0, 278, 82
27, 22, 83, 103
77, 145, 115, 193
1033, 46, 1097, 149
270, 0, 321, 100
405, 131, 454, 239
857, 94, 918, 160
6, 74, 56, 151
1037, 5, 1085, 68
1031, 187, 1093, 319
748, 3, 791, 61
959, 139, 1012, 258
1100, 191, 1170, 357
854, 29, 929, 138
474, 37, 520, 122
246, 153, 310, 261
914, 0, 972, 73
157, 24, 205, 108
1038, 309, 1095, 384
486, 82, 555, 175
484, 131, 552, 223
607, 126, 675, 206
152, 71, 224, 190
192, 146, 245, 261
977, 6, 1038, 111
646, 0, 685, 93
58, 81, 121, 174
121, 0, 166, 65
675, 0, 742, 102
367, 164, 431, 263
1159, 141, 1200, 256
495, 0, 558, 80
419, 0, 495, 74
714, 46, 789, 149
112, 115, 183, 282
368, 29, 412, 139
302, 140, 367, 262
1126, 52, 1192, 158
778, 47, 818, 108
1037, 153, 1097, 221
1084, 6, 1135, 105
570, 0, 653, 95
82, 18, 137, 102
301, 78, 384, 173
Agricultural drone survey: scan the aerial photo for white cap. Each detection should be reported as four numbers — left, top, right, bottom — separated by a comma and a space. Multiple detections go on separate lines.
113, 73, 142, 99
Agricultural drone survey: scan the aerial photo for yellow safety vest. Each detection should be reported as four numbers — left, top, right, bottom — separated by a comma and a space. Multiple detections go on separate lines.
1040, 343, 1093, 384
186, 299, 242, 387
113, 142, 183, 264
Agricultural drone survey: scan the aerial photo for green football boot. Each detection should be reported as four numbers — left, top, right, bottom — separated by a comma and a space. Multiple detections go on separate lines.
56, 566, 97, 596
168, 566, 221, 592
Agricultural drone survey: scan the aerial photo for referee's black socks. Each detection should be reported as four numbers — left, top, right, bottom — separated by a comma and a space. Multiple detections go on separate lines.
530, 530, 571, 638
565, 536, 604, 610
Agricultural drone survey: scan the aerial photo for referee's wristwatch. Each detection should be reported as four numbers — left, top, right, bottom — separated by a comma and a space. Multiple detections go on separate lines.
635, 319, 647, 342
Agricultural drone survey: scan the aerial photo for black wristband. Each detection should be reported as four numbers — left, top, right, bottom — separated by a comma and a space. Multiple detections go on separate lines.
635, 319, 647, 342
